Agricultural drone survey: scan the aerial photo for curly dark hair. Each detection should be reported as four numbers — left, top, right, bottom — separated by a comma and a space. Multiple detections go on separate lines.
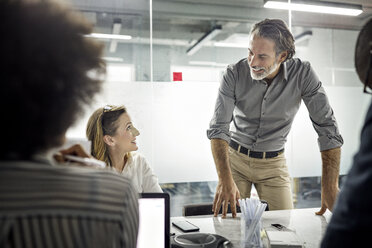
355, 18, 372, 88
0, 0, 106, 159
250, 19, 295, 62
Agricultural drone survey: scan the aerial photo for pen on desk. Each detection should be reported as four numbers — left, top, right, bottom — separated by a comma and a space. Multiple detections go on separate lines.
271, 223, 285, 230
64, 155, 106, 168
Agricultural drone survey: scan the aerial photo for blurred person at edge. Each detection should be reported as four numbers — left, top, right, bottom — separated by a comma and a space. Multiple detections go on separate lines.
0, 0, 138, 247
321, 18, 372, 247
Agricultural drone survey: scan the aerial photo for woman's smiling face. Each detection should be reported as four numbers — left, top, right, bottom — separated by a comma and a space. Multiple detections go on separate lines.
111, 113, 140, 153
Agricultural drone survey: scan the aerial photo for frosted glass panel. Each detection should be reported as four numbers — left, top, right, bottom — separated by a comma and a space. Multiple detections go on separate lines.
151, 82, 219, 182
287, 87, 370, 177
67, 80, 370, 183
294, 28, 359, 87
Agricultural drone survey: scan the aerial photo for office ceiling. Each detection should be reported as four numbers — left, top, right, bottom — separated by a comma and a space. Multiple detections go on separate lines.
70, 0, 372, 48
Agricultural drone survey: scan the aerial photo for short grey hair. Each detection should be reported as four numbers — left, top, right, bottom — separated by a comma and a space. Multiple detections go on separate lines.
250, 19, 295, 62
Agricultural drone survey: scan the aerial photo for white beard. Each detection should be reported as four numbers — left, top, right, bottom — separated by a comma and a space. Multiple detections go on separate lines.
250, 60, 280, 80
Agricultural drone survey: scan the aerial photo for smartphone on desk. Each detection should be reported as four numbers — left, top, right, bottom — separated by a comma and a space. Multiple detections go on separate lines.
172, 220, 200, 232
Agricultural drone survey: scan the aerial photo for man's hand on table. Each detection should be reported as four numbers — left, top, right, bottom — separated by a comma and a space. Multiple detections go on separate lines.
212, 179, 240, 218
316, 147, 341, 215
315, 186, 339, 215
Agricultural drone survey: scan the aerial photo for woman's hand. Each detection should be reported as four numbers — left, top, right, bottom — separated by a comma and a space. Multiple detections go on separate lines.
54, 144, 105, 168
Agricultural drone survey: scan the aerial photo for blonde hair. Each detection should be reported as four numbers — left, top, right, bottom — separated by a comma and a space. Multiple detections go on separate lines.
86, 105, 129, 167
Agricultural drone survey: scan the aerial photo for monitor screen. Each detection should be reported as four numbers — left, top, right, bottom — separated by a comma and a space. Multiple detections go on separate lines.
137, 193, 170, 248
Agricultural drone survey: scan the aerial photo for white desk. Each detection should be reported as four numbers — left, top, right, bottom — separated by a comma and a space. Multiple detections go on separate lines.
171, 208, 332, 247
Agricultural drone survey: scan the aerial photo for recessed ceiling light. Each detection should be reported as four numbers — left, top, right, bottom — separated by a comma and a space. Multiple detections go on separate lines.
264, 0, 363, 16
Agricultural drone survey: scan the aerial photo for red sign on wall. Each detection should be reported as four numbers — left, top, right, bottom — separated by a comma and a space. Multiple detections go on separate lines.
173, 72, 183, 81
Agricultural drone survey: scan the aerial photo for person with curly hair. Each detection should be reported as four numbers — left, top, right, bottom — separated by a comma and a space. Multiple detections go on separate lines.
86, 105, 163, 193
0, 0, 138, 246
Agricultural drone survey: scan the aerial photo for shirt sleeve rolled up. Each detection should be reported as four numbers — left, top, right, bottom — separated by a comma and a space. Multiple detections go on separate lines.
301, 62, 344, 151
207, 65, 236, 143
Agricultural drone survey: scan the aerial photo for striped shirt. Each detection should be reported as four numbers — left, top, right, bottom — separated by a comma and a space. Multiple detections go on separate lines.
0, 161, 139, 248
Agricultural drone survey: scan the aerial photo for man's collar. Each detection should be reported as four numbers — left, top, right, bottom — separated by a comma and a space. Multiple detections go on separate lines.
272, 61, 288, 83
267, 62, 288, 84
282, 61, 288, 82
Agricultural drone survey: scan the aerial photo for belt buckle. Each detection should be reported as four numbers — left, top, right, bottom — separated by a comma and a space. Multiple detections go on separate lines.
240, 146, 249, 155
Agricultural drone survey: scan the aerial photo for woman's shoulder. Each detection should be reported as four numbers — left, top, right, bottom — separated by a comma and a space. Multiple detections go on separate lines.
130, 151, 145, 160
128, 152, 148, 165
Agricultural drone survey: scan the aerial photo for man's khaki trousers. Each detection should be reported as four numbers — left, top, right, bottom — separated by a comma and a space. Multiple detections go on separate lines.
229, 147, 293, 210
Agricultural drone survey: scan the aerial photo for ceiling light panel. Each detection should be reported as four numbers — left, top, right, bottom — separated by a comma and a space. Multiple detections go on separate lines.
264, 0, 363, 16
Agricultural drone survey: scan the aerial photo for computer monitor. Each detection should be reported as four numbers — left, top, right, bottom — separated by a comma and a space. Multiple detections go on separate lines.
137, 193, 170, 248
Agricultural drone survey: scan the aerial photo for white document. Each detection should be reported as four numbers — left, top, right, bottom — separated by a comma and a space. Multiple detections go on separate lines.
266, 230, 303, 248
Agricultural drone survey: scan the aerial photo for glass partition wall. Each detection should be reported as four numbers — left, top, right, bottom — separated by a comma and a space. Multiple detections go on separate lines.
67, 0, 370, 216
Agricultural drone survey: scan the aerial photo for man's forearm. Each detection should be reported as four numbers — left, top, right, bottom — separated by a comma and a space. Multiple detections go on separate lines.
321, 147, 341, 190
211, 138, 240, 217
211, 139, 233, 182
319, 147, 341, 212
314, 147, 341, 215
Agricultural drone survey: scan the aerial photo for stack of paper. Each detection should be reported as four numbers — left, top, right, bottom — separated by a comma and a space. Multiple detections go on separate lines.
265, 230, 303, 248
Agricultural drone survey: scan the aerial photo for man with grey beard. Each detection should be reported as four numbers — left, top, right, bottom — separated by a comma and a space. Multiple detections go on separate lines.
207, 19, 343, 217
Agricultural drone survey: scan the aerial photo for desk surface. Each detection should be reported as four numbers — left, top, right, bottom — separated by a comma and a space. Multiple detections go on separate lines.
171, 208, 332, 248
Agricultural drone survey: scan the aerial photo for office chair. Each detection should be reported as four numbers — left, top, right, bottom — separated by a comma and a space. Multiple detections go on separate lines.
183, 200, 269, 217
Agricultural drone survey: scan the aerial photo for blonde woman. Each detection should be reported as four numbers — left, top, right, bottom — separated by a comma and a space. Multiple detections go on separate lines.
86, 105, 162, 193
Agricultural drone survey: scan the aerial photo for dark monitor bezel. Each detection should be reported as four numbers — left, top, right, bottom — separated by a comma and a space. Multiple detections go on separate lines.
139, 193, 170, 248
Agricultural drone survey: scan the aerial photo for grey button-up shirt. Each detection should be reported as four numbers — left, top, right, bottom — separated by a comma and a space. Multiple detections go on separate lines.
207, 58, 343, 152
